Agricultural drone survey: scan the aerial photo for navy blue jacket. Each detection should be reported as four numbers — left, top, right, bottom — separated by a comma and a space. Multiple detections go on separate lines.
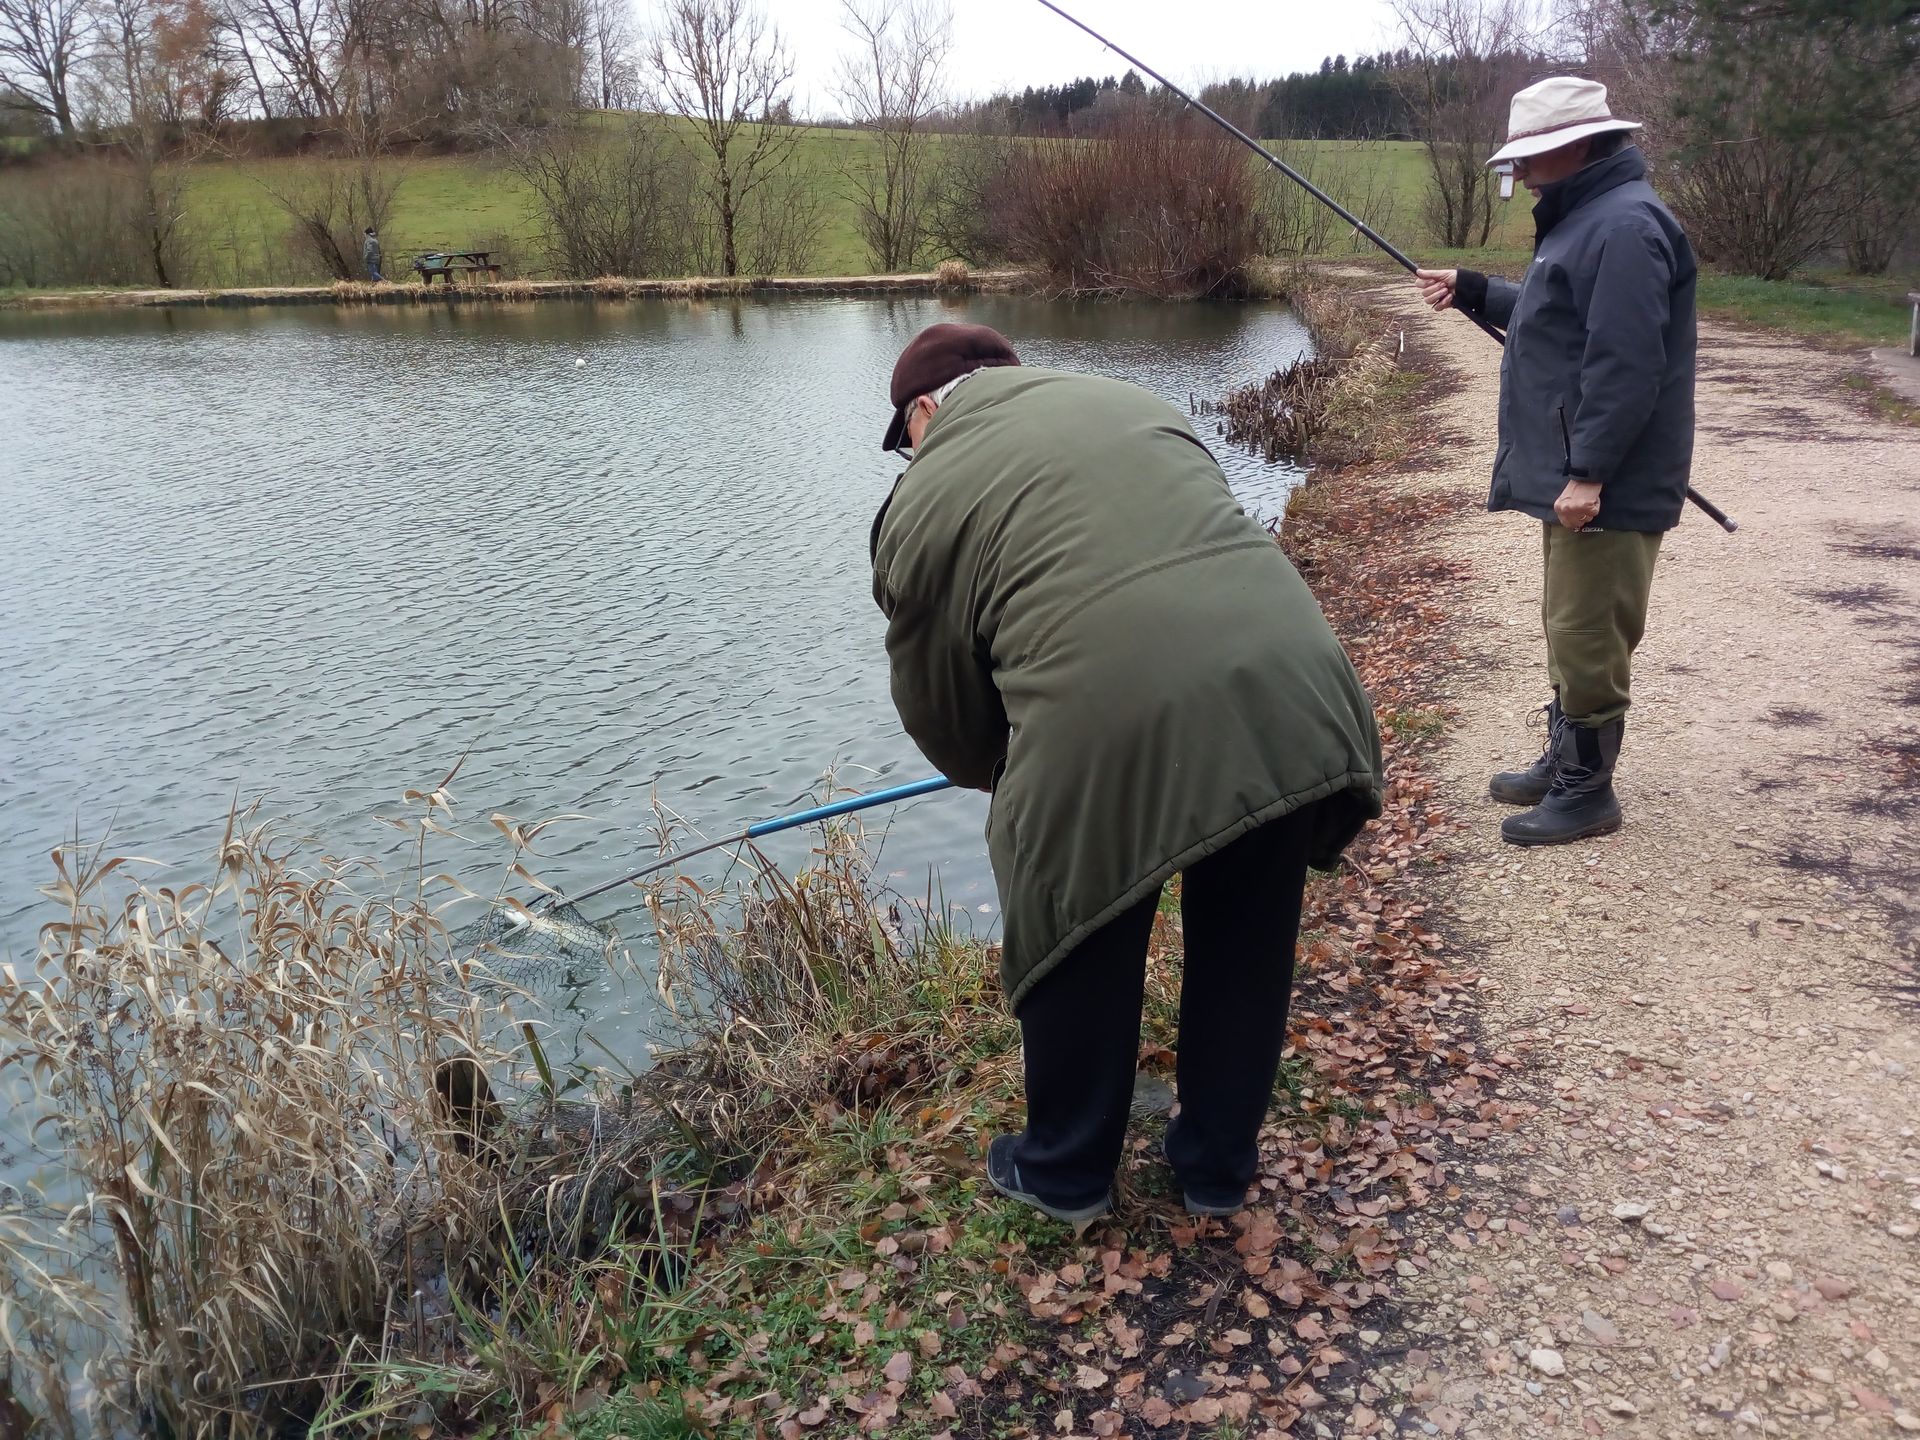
1458, 147, 1697, 533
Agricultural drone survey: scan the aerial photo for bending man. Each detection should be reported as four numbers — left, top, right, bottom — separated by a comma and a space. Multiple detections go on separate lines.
1414, 77, 1697, 846
870, 323, 1382, 1224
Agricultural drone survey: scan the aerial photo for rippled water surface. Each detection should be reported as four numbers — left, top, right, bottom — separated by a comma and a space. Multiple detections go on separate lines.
1, 294, 1308, 965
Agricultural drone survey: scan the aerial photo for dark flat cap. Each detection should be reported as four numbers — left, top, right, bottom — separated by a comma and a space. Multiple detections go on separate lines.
881, 322, 1021, 451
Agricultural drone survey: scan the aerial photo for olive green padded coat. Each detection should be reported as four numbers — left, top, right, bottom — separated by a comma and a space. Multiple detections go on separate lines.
870, 366, 1382, 1009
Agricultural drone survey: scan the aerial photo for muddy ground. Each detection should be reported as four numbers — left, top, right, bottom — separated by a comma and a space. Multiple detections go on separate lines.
1361, 279, 1920, 1437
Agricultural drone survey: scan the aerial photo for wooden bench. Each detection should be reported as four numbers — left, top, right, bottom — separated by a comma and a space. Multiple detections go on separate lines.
412, 250, 503, 286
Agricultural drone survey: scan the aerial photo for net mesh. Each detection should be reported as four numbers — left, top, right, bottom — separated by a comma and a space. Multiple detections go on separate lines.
447, 903, 619, 990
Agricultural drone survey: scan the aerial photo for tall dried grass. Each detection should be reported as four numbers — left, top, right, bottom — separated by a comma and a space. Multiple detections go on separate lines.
1197, 285, 1400, 469
0, 795, 510, 1438
642, 823, 1009, 1157
0, 782, 1010, 1433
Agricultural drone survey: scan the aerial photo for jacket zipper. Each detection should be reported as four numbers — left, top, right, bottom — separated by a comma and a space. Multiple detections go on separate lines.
1557, 404, 1573, 477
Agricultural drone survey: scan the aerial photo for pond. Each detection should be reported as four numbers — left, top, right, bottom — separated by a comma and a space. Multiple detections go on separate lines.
0, 291, 1310, 1091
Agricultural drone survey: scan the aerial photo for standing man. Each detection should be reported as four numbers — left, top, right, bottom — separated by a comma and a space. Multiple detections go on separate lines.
871, 323, 1383, 1224
1413, 77, 1696, 846
363, 226, 384, 282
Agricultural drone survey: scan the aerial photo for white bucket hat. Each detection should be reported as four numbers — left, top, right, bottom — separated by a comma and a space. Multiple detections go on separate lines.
1486, 77, 1641, 167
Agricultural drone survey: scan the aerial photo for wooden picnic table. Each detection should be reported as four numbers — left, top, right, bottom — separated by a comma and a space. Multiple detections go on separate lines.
413, 250, 502, 286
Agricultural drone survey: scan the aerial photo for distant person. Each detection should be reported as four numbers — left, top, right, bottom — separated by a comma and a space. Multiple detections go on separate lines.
1411, 77, 1697, 847
869, 323, 1383, 1224
363, 227, 383, 283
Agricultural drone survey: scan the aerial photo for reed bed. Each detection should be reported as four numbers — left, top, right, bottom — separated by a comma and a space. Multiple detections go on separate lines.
0, 784, 1007, 1434
0, 793, 517, 1437
642, 823, 1009, 1156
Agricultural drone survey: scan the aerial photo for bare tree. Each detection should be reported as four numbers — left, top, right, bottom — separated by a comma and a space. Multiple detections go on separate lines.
833, 0, 950, 272
502, 113, 698, 275
586, 0, 634, 107
251, 102, 401, 277
83, 0, 226, 284
1839, 132, 1919, 275
644, 0, 802, 277
233, 0, 339, 118
1567, 0, 1880, 278
1390, 0, 1541, 247
1651, 37, 1850, 277
0, 0, 90, 138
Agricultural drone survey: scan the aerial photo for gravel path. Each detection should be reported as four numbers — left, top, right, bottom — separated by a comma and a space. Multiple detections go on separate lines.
1366, 278, 1920, 1438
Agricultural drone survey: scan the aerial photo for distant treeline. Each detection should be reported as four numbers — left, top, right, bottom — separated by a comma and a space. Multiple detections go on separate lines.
955, 54, 1423, 140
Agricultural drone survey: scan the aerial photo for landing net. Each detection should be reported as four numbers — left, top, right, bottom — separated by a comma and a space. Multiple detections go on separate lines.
447, 903, 619, 991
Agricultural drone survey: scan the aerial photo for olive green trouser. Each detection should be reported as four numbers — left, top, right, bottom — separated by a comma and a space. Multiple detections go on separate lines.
1541, 523, 1664, 727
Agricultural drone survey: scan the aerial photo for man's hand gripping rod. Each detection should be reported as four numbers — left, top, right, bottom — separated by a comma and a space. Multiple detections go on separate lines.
1030, 0, 1737, 535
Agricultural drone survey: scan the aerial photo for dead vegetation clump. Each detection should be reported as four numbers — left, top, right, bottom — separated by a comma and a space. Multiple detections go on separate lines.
970, 107, 1271, 298
0, 798, 509, 1438
1197, 285, 1407, 469
642, 824, 1011, 1156
0, 771, 1008, 1434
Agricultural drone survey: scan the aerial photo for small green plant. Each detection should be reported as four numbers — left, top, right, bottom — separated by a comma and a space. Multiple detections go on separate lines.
1841, 372, 1920, 428
1382, 705, 1448, 741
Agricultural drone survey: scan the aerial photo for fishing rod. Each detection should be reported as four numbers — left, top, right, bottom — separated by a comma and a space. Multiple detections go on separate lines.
538, 775, 955, 912
1030, 0, 1739, 536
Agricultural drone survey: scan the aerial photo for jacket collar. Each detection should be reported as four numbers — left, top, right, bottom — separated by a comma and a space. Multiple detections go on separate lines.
870, 475, 903, 561
1532, 145, 1645, 244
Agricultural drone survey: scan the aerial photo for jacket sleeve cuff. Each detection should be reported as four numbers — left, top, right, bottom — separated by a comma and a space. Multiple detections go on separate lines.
1567, 454, 1616, 484
1454, 269, 1490, 313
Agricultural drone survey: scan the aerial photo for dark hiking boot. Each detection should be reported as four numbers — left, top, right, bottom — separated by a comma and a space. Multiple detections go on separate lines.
1501, 718, 1624, 847
1489, 697, 1563, 806
986, 1134, 1110, 1227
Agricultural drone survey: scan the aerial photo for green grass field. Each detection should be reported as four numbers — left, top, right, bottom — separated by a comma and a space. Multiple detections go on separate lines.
168, 133, 1534, 287
178, 127, 931, 285
7, 126, 1915, 349
1695, 271, 1915, 349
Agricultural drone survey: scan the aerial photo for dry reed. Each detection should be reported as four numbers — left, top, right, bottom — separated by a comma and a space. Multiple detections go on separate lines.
0, 793, 512, 1437
641, 821, 1008, 1158
0, 781, 1006, 1433
1197, 285, 1401, 468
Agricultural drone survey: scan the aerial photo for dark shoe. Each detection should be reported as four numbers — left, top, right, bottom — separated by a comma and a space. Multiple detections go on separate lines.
1180, 1187, 1246, 1219
1501, 718, 1624, 847
1489, 697, 1563, 806
1160, 1127, 1249, 1218
985, 1134, 1110, 1226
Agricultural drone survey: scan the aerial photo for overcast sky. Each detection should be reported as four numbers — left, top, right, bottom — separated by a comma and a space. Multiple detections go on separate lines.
769, 0, 1402, 116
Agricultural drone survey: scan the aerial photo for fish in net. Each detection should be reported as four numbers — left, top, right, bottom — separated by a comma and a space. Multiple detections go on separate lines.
447, 903, 620, 990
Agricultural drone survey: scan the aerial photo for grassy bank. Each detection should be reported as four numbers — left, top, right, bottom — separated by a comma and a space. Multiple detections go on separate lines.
1694, 271, 1916, 349
0, 266, 998, 313
10, 125, 1914, 342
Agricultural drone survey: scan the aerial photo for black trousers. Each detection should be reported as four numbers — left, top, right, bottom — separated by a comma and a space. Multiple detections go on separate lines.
1008, 807, 1316, 1207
